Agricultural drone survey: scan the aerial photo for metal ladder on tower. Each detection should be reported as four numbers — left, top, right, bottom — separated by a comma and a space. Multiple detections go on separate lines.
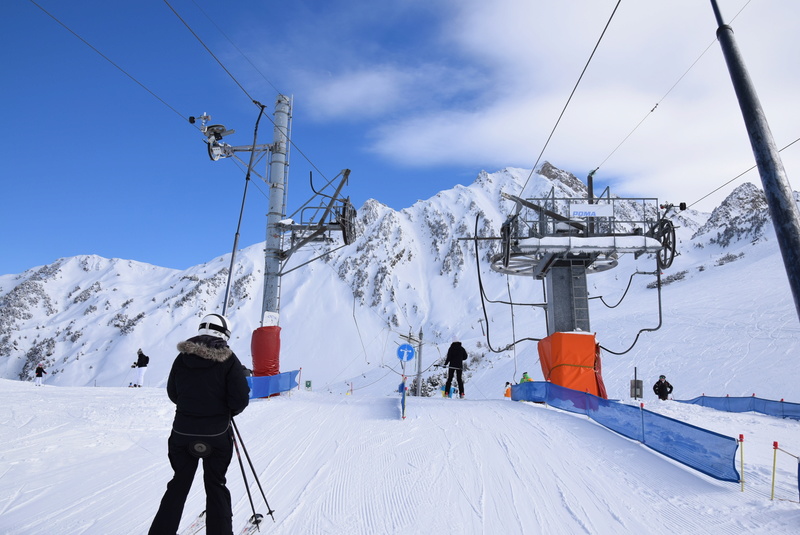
570, 262, 590, 331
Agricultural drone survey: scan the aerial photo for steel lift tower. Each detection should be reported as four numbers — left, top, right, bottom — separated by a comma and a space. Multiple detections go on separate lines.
193, 95, 356, 385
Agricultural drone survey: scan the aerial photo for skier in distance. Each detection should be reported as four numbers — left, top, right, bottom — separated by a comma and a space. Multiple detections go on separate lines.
443, 341, 468, 399
653, 374, 673, 401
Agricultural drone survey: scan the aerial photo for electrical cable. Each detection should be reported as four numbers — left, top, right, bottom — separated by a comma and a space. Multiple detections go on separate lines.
599, 269, 663, 355
506, 275, 519, 380
222, 104, 267, 315
167, 1, 334, 185
589, 271, 641, 309
473, 215, 542, 353
593, 2, 756, 183
596, 41, 718, 170
520, 0, 622, 195
27, 0, 192, 126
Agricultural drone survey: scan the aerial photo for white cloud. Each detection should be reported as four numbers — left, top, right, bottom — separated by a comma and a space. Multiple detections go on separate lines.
369, 1, 799, 209
272, 0, 799, 211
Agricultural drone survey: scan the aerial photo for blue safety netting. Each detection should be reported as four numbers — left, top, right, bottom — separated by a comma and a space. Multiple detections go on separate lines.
512, 382, 740, 482
676, 395, 800, 420
247, 370, 300, 398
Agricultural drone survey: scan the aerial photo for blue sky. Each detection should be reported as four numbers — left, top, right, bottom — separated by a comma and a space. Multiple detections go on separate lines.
3, 0, 798, 275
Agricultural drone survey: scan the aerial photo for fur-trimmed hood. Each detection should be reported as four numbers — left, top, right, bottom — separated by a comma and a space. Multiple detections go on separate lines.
177, 335, 233, 363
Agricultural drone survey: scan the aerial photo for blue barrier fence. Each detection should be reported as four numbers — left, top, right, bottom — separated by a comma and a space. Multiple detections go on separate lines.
512, 382, 740, 483
676, 395, 800, 420
246, 370, 300, 398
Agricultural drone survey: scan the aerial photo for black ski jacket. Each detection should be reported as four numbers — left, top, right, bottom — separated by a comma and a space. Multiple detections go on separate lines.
167, 335, 250, 436
135, 352, 150, 367
444, 342, 468, 370
653, 379, 673, 400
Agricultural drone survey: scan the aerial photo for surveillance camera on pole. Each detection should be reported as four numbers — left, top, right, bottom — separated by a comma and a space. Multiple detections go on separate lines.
189, 114, 237, 161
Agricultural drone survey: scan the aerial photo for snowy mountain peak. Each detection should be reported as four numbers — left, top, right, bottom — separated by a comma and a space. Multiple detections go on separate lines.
692, 182, 770, 247
535, 161, 588, 196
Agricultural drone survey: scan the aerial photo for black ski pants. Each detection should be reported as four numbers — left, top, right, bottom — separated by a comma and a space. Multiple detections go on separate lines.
149, 429, 234, 535
445, 368, 464, 396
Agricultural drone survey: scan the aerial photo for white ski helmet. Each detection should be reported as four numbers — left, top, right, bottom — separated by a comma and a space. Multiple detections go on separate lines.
198, 313, 232, 341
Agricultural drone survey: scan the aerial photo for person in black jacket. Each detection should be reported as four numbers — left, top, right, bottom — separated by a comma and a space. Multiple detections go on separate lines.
131, 348, 149, 387
443, 341, 468, 398
653, 374, 673, 401
149, 314, 250, 535
34, 362, 47, 386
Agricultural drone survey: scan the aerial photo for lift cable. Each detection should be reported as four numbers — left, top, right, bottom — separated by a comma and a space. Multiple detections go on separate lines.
188, 0, 284, 96
594, 2, 758, 185
520, 0, 622, 196
27, 0, 193, 126
688, 136, 800, 209
163, 0, 262, 107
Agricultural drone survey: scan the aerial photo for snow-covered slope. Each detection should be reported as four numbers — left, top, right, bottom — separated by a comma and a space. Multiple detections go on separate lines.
2, 379, 800, 534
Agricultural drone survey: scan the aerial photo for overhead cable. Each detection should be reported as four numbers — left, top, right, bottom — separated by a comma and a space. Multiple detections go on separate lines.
188, 0, 284, 96
27, 0, 191, 126
595, 0, 753, 171
688, 136, 800, 209
520, 0, 623, 195
163, 0, 261, 107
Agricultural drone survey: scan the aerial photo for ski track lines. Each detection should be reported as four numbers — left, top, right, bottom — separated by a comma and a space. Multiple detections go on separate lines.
2, 383, 800, 534
240, 394, 429, 534
0, 386, 171, 534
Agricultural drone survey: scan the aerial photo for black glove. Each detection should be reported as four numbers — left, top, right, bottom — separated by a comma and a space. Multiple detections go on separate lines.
131, 364, 136, 368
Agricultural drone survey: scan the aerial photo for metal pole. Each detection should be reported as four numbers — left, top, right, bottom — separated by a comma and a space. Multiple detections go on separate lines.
415, 328, 423, 397
261, 95, 291, 324
222, 107, 266, 316
711, 1, 800, 320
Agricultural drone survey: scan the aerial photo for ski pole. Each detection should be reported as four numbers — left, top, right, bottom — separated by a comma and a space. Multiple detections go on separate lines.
231, 418, 276, 521
231, 426, 258, 522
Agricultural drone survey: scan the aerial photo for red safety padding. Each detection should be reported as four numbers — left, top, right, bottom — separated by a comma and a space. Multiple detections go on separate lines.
251, 326, 280, 377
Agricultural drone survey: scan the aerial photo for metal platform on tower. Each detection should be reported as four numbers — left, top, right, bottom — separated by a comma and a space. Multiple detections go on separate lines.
490, 189, 679, 337
491, 191, 677, 279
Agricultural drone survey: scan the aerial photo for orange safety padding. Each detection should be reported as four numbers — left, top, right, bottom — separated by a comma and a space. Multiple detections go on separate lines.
251, 326, 281, 377
537, 332, 607, 399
